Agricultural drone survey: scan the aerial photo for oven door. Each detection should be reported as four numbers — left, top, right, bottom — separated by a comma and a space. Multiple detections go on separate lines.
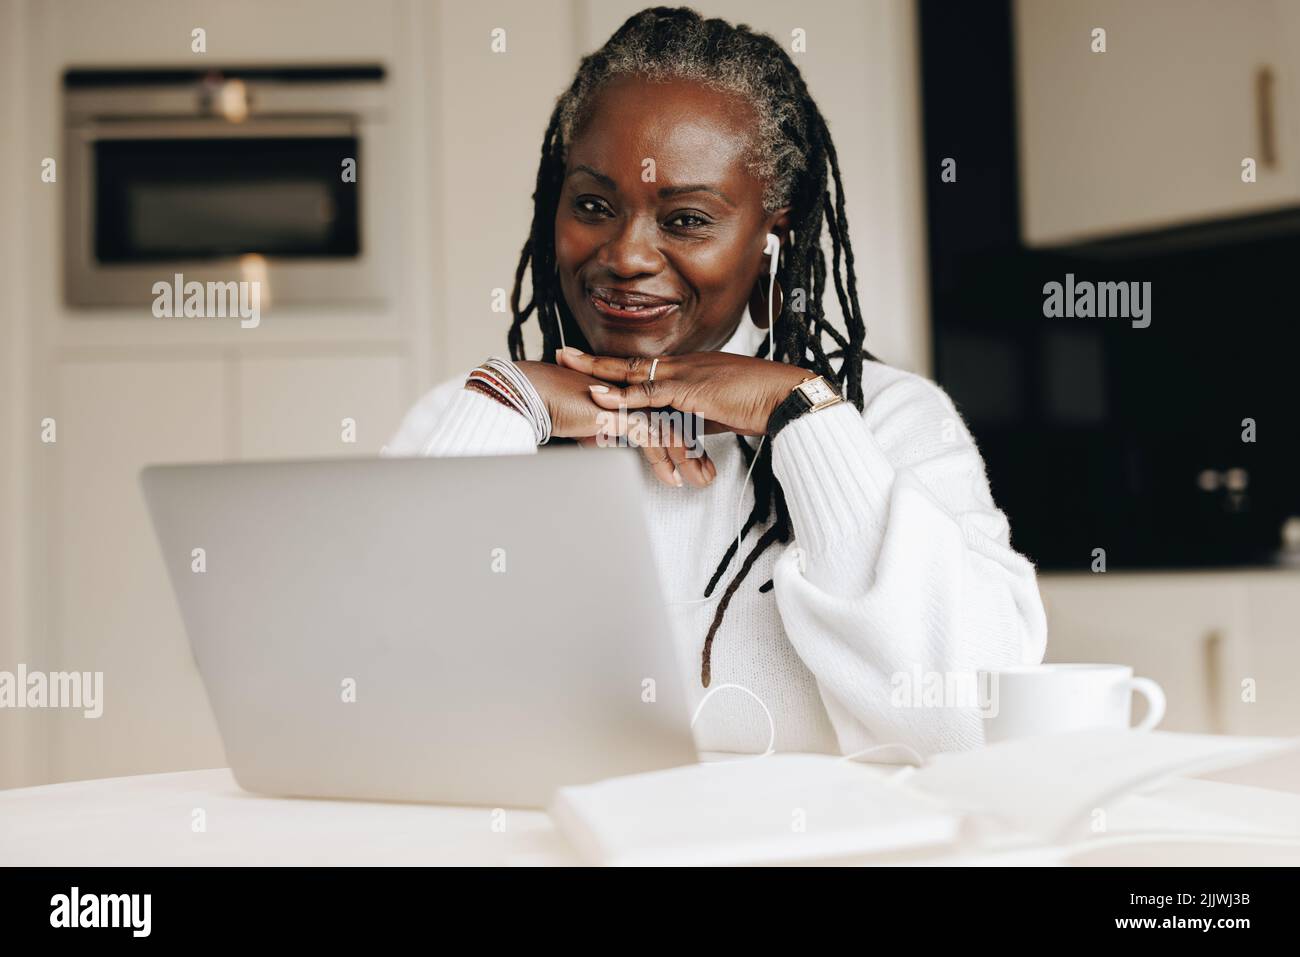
65, 117, 386, 309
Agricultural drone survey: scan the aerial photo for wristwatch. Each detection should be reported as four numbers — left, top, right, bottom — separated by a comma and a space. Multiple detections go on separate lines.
765, 375, 844, 439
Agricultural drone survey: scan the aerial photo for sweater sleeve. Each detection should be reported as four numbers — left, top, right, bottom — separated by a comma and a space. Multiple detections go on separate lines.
381, 383, 538, 458
769, 374, 1047, 757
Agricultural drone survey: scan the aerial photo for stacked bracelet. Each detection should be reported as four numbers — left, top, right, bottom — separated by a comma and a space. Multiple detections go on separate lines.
464, 378, 517, 413
465, 356, 552, 445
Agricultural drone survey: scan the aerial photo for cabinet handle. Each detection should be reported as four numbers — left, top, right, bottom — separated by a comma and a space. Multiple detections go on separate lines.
1204, 628, 1226, 734
1256, 66, 1278, 169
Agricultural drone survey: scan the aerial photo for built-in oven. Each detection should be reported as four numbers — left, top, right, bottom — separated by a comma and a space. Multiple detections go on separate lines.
63, 66, 389, 309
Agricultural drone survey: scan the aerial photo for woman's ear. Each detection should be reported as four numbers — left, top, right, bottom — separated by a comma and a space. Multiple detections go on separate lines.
766, 207, 793, 247
750, 207, 794, 330
757, 207, 792, 281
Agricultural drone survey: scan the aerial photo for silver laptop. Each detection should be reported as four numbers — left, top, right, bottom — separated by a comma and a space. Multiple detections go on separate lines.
141, 449, 698, 808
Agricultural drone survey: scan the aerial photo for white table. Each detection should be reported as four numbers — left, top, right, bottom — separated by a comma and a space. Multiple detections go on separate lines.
0, 769, 576, 867
4, 761, 1300, 866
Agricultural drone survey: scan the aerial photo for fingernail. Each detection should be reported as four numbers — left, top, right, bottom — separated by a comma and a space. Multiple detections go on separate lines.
554, 349, 562, 362
673, 469, 684, 487
563, 346, 584, 356
588, 384, 609, 394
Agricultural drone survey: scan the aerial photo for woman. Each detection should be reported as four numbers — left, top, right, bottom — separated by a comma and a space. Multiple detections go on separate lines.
386, 6, 1047, 757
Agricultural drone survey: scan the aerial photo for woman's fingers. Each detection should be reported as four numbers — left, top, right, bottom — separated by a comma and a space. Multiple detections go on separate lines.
663, 416, 715, 487
642, 445, 680, 487
625, 413, 678, 486
594, 405, 714, 487
562, 347, 810, 436
563, 350, 740, 434
557, 348, 648, 383
663, 437, 714, 487
588, 380, 677, 411
563, 348, 692, 411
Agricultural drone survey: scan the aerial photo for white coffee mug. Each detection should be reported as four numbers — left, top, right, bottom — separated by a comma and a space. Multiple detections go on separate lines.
978, 664, 1166, 744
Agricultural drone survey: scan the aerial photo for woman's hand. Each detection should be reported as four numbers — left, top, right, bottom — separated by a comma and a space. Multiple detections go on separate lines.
504, 360, 716, 488
554, 347, 813, 437
510, 360, 610, 440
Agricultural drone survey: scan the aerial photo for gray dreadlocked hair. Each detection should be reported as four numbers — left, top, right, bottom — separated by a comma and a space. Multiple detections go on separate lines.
508, 6, 877, 687
556, 15, 808, 211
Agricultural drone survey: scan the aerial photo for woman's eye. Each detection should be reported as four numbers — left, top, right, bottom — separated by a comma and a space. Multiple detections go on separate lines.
665, 210, 707, 227
665, 212, 712, 231
574, 197, 612, 217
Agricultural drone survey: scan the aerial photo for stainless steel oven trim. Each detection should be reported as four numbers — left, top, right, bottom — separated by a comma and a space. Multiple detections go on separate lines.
69, 117, 358, 140
64, 79, 390, 311
64, 80, 387, 123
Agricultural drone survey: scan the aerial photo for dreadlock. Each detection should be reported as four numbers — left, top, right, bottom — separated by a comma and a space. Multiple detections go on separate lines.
507, 6, 877, 687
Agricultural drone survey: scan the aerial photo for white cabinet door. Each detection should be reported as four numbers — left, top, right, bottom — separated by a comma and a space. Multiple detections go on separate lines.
1232, 575, 1300, 736
1015, 0, 1299, 245
51, 359, 228, 782
237, 355, 407, 460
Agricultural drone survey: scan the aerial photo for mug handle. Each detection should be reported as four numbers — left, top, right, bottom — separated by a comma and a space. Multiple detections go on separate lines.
1127, 677, 1167, 731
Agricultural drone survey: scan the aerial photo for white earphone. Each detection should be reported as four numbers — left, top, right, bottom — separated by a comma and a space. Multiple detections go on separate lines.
764, 232, 781, 262
763, 232, 780, 360
732, 232, 780, 578
668, 231, 783, 608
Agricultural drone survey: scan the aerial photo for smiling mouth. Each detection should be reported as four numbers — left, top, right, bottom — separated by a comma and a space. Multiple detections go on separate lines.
587, 286, 679, 323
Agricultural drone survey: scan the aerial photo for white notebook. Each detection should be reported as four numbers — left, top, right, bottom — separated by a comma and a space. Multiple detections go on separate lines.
549, 753, 960, 867
907, 729, 1299, 844
550, 731, 1300, 866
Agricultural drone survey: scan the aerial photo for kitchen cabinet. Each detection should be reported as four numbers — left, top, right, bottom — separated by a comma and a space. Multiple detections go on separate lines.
1014, 0, 1300, 245
39, 352, 408, 784
1231, 576, 1300, 736
238, 355, 407, 460
50, 359, 228, 782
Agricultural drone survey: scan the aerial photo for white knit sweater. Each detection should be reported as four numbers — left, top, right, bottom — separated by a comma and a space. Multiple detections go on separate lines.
384, 313, 1047, 757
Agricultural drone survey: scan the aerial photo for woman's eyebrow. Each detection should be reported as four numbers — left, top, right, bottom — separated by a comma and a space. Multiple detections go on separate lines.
657, 183, 736, 207
570, 165, 735, 207
570, 164, 618, 190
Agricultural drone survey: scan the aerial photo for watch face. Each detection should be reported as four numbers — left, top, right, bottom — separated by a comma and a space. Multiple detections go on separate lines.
798, 376, 840, 405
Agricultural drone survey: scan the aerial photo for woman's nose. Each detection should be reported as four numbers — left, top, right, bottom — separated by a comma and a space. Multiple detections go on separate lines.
597, 217, 663, 277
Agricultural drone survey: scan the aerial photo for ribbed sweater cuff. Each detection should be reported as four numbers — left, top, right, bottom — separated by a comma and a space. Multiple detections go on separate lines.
771, 402, 895, 558
421, 387, 538, 456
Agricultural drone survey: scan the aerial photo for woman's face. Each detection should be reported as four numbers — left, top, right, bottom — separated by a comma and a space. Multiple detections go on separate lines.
555, 76, 787, 358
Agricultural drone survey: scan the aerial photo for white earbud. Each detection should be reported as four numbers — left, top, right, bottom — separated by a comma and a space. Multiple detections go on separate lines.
762, 233, 780, 359
747, 232, 781, 570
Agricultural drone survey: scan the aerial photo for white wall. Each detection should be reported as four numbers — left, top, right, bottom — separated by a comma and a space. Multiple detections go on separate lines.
0, 0, 930, 788
1, 0, 37, 789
